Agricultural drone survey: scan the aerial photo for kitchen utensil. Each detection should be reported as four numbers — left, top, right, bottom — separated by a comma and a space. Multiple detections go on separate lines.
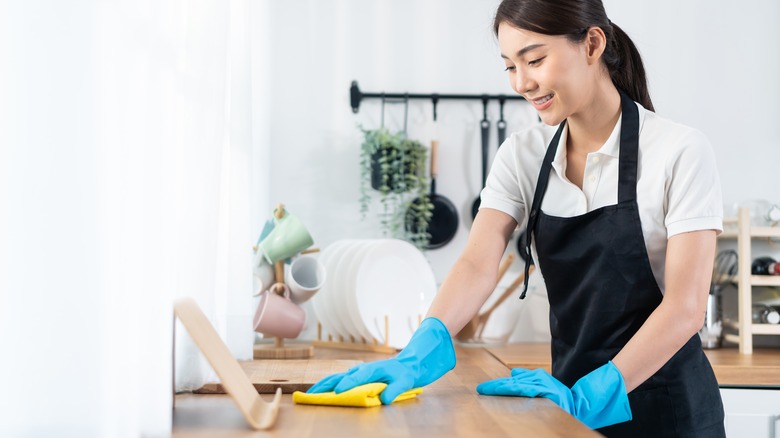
471, 98, 491, 219
333, 240, 373, 339
252, 253, 275, 294
455, 253, 515, 341
355, 239, 437, 348
253, 285, 306, 339
315, 240, 359, 339
699, 285, 723, 349
310, 240, 352, 338
475, 265, 536, 339
285, 255, 327, 304
342, 241, 377, 341
406, 140, 459, 249
174, 297, 282, 430
257, 213, 314, 264
497, 97, 507, 146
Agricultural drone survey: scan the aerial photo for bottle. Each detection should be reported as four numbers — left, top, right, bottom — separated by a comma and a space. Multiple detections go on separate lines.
753, 304, 780, 324
751, 257, 780, 275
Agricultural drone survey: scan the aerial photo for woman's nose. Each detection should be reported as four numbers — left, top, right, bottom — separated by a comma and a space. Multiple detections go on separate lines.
514, 72, 536, 95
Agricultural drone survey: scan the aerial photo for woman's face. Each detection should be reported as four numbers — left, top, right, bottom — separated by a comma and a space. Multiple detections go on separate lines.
497, 22, 595, 126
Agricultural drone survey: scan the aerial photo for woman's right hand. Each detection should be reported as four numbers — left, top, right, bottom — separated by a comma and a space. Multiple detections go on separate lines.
307, 317, 456, 404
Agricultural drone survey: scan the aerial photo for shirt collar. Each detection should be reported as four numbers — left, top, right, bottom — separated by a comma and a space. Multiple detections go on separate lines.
549, 101, 646, 172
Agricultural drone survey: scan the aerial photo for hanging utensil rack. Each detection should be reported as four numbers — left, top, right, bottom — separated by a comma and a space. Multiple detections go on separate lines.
350, 80, 527, 120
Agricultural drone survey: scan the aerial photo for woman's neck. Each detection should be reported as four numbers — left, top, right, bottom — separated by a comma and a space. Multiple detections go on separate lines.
565, 82, 622, 156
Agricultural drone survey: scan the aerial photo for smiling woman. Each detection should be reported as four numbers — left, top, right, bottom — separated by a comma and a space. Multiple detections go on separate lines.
494, 0, 653, 113
307, 1, 726, 437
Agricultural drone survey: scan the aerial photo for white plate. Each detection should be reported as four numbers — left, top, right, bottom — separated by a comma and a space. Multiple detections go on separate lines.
319, 240, 361, 339
340, 241, 376, 341
354, 239, 437, 348
310, 240, 351, 339
332, 240, 373, 339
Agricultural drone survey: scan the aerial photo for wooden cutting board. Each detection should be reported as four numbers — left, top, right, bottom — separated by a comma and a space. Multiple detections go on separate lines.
195, 359, 362, 394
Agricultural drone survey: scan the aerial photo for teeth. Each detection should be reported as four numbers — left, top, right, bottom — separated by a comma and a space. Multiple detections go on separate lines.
534, 94, 552, 105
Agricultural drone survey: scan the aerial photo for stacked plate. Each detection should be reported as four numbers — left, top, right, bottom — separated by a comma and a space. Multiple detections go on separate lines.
308, 238, 437, 349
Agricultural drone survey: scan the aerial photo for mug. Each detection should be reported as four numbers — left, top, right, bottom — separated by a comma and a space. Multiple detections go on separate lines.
257, 213, 314, 264
285, 255, 327, 304
255, 218, 276, 247
252, 285, 306, 339
252, 249, 275, 293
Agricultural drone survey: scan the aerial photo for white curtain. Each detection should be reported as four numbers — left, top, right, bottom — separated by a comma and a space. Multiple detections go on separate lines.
0, 0, 267, 436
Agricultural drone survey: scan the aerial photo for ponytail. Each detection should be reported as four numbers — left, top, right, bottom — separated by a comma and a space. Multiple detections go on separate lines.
603, 22, 654, 111
494, 0, 654, 111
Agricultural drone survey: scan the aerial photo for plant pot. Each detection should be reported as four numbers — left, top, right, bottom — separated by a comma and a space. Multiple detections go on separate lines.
370, 149, 411, 192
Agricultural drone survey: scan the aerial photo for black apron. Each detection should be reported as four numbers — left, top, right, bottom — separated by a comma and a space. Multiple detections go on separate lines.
521, 91, 725, 437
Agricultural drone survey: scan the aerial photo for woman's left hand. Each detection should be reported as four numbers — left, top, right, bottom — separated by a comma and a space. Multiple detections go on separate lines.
476, 361, 632, 429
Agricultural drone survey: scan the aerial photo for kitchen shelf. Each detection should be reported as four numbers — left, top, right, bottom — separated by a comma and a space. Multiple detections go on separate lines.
733, 208, 780, 354
751, 276, 780, 287
751, 324, 780, 335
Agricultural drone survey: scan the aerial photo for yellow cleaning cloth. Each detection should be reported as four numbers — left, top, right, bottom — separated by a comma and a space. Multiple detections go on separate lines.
293, 383, 423, 407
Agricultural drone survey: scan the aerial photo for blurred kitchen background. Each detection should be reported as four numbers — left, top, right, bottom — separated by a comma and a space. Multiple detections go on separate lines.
2, 0, 779, 436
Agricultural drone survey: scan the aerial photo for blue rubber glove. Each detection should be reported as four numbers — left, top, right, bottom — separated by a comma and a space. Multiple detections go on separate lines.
307, 317, 455, 405
476, 361, 632, 429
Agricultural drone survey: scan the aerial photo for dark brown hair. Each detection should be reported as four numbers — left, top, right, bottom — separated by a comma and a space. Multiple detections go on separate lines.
493, 0, 654, 111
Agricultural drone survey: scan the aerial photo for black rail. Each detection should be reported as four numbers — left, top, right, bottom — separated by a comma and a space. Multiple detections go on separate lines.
350, 80, 527, 121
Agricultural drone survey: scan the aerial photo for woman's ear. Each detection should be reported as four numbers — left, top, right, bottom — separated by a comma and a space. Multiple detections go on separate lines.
585, 26, 607, 65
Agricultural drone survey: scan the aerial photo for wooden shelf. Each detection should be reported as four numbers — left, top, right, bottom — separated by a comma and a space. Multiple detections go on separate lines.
752, 227, 780, 238
733, 208, 780, 354
720, 229, 780, 240
751, 276, 780, 287
751, 324, 780, 335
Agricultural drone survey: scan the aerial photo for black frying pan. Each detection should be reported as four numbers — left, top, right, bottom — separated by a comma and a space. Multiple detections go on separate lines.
406, 140, 458, 249
471, 99, 491, 219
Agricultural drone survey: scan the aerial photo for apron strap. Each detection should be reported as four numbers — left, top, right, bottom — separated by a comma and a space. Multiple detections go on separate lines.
520, 90, 640, 299
520, 121, 565, 299
617, 90, 640, 203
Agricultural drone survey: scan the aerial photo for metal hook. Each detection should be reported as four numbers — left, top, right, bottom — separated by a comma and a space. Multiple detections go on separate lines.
403, 94, 409, 135
431, 95, 439, 122
380, 93, 386, 129
481, 96, 489, 120
499, 96, 506, 120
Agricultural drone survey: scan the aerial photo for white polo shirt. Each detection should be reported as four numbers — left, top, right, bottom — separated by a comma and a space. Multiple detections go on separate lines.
480, 101, 723, 293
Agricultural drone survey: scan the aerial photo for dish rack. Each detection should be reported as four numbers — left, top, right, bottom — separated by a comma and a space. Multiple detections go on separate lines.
311, 318, 415, 354
721, 207, 780, 354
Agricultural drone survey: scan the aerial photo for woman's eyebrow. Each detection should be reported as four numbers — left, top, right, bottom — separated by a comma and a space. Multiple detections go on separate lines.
500, 43, 546, 59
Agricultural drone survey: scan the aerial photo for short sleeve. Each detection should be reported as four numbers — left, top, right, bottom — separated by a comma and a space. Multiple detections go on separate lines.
479, 138, 527, 226
664, 129, 723, 237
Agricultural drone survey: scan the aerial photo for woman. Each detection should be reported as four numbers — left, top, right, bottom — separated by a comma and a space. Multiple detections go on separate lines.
309, 0, 725, 435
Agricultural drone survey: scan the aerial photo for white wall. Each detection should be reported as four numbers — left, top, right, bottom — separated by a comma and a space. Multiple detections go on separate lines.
259, 0, 780, 282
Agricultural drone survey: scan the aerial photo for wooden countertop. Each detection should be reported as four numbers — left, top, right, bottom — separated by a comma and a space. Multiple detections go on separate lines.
173, 345, 600, 437
485, 343, 780, 387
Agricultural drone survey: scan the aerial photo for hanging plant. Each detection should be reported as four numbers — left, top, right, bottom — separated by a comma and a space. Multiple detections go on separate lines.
359, 127, 433, 248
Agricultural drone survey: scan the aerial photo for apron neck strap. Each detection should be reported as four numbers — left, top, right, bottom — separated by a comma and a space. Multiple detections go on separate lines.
519, 90, 640, 299
617, 90, 640, 203
520, 121, 564, 299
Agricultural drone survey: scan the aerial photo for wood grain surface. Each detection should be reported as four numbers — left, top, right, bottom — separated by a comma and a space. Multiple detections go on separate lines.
485, 343, 780, 387
195, 359, 362, 394
174, 346, 601, 437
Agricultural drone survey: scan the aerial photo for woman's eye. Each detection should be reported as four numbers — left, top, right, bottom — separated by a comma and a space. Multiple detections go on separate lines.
528, 57, 545, 66
504, 65, 516, 72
